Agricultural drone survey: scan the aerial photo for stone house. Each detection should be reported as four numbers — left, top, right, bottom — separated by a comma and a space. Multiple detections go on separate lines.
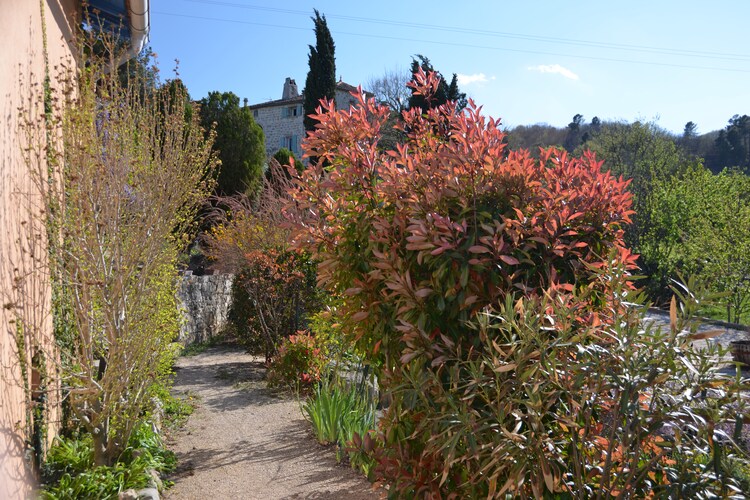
0, 1, 147, 497
248, 77, 367, 159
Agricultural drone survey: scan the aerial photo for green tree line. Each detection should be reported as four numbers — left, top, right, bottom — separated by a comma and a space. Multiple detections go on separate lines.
506, 116, 750, 322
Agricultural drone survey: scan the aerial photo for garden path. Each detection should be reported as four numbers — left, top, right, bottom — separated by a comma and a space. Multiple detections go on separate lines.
644, 310, 750, 367
164, 345, 379, 500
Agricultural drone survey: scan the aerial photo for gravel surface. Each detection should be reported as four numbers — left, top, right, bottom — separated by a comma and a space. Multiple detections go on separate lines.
164, 345, 380, 500
644, 310, 750, 367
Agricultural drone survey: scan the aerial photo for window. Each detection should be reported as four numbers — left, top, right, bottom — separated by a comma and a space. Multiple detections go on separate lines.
282, 105, 303, 118
280, 135, 300, 154
253, 109, 258, 118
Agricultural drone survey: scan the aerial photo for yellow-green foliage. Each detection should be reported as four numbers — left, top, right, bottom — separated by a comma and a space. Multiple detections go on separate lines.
45, 29, 217, 467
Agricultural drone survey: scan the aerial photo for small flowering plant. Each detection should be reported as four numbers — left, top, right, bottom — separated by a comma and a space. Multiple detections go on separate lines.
266, 331, 327, 389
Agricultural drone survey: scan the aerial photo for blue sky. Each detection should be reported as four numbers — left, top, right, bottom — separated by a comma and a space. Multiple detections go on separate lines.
150, 1, 750, 135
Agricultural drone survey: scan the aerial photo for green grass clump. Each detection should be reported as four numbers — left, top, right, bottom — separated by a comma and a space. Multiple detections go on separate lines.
180, 334, 226, 356
148, 382, 196, 429
302, 375, 377, 477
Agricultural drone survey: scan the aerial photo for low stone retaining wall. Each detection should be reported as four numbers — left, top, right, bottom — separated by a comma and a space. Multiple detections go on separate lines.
177, 272, 234, 345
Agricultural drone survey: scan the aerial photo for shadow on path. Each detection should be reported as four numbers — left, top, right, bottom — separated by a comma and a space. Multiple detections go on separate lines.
165, 345, 378, 500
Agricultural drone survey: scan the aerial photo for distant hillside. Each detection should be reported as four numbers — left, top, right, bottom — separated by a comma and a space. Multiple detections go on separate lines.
504, 115, 747, 174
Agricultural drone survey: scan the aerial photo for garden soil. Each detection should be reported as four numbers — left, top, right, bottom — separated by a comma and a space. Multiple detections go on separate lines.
164, 345, 380, 500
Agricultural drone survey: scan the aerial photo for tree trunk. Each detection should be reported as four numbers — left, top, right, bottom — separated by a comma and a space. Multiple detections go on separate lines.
92, 426, 115, 466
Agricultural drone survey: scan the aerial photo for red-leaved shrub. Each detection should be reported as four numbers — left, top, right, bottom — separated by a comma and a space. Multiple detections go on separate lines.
204, 162, 320, 361
290, 69, 635, 364
287, 71, 746, 497
266, 330, 326, 389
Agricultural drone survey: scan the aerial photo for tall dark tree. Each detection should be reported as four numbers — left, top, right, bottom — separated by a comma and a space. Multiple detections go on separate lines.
714, 114, 750, 172
303, 10, 336, 134
159, 78, 192, 123
407, 55, 466, 112
117, 46, 160, 102
590, 116, 601, 132
564, 113, 585, 152
446, 73, 468, 110
683, 121, 698, 139
680, 121, 699, 157
199, 91, 265, 197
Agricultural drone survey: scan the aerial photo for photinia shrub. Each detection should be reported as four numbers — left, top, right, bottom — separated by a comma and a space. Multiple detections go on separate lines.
290, 68, 635, 367
204, 162, 321, 361
266, 330, 326, 389
288, 71, 747, 497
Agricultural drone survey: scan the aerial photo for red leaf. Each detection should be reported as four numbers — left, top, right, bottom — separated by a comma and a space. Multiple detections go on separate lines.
468, 245, 491, 254
351, 311, 369, 321
499, 255, 520, 265
400, 350, 420, 364
430, 246, 448, 256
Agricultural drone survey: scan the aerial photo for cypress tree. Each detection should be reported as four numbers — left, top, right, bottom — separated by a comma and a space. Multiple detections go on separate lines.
407, 54, 467, 112
303, 10, 336, 134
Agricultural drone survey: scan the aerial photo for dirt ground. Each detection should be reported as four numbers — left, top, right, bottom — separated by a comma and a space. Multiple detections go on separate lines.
164, 345, 380, 500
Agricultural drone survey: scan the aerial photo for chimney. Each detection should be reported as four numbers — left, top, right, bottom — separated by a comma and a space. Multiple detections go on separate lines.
282, 77, 299, 99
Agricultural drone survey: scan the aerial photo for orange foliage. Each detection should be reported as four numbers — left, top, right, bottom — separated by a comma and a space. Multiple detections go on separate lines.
290, 69, 636, 360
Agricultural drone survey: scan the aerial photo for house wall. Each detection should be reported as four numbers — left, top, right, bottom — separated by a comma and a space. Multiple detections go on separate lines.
253, 101, 305, 158
334, 88, 359, 112
253, 88, 362, 160
0, 1, 77, 497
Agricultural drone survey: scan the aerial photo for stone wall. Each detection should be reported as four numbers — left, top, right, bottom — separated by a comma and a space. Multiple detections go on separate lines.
177, 272, 234, 345
253, 100, 305, 158
251, 85, 361, 159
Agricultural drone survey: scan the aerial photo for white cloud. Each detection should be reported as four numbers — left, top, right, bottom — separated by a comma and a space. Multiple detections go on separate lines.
457, 73, 495, 85
527, 64, 579, 81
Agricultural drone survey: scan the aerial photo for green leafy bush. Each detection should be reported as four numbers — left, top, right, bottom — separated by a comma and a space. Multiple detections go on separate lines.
307, 302, 371, 364
267, 331, 327, 388
41, 422, 175, 499
271, 147, 303, 174
290, 70, 750, 497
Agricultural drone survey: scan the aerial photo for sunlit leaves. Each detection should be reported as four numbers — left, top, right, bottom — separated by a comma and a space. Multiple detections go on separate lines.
281, 71, 749, 498
290, 70, 636, 367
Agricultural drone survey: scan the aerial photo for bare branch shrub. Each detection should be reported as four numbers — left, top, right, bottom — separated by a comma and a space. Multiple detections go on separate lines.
366, 67, 411, 113
41, 31, 217, 466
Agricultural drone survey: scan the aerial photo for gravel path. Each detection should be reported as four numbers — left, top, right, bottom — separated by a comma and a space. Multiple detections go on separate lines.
644, 310, 750, 367
164, 345, 379, 500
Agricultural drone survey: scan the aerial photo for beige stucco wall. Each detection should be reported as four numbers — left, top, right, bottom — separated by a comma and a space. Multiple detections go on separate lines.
0, 1, 77, 498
